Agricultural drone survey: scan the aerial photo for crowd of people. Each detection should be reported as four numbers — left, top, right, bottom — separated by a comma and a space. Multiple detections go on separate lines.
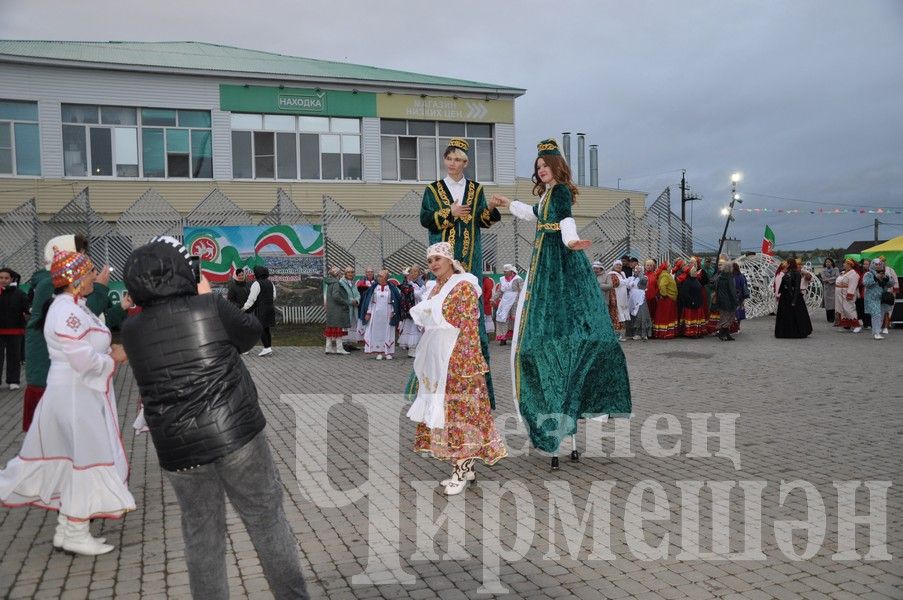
0, 134, 898, 600
819, 256, 898, 340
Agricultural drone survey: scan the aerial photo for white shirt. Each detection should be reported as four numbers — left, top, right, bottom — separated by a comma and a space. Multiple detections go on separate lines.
443, 175, 467, 204
241, 279, 277, 311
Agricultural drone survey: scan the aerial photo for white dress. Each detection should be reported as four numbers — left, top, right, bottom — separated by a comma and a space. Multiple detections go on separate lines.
0, 294, 135, 520
406, 274, 479, 429
495, 275, 522, 323
608, 270, 631, 322
397, 282, 424, 349
364, 284, 396, 355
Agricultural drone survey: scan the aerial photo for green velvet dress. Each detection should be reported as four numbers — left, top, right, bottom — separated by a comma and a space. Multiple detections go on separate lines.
411, 178, 501, 408
512, 184, 632, 453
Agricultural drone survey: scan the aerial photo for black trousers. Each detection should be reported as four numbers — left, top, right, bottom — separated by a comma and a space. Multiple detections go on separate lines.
261, 327, 272, 349
825, 309, 835, 322
0, 334, 22, 385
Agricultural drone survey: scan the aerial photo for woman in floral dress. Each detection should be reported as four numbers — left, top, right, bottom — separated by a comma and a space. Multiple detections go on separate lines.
406, 242, 506, 495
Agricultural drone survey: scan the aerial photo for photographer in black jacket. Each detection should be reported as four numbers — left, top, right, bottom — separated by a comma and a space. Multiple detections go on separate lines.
122, 236, 308, 600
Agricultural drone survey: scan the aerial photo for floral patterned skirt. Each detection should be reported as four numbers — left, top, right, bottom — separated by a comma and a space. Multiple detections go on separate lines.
414, 372, 507, 465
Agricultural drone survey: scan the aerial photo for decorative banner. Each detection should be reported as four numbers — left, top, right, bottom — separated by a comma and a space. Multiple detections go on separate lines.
736, 206, 903, 215
184, 225, 324, 283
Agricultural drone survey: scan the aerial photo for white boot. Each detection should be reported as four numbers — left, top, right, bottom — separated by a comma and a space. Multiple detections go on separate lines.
334, 340, 349, 355
62, 520, 114, 556
54, 514, 105, 549
444, 459, 474, 496
325, 339, 335, 354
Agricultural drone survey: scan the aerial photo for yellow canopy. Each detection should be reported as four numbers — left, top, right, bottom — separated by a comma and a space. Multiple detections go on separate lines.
862, 235, 903, 253
861, 234, 903, 275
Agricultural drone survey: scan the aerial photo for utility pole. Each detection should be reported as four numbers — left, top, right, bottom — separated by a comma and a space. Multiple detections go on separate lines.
680, 170, 701, 254
875, 218, 880, 242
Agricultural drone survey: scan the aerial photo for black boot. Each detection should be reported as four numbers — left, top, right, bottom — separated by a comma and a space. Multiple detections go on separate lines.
570, 450, 580, 462
550, 456, 560, 470
724, 331, 736, 341
717, 328, 728, 341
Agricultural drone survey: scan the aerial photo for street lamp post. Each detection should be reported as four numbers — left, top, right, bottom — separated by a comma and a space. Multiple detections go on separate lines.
716, 172, 742, 259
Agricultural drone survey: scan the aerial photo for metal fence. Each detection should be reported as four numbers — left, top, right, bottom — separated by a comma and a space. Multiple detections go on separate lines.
1, 184, 692, 322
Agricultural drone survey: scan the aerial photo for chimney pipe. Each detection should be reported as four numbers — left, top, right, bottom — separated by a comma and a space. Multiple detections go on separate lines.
561, 132, 571, 165
577, 133, 586, 186
589, 144, 598, 187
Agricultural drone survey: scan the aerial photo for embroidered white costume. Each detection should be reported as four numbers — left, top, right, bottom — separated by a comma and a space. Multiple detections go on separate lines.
0, 294, 135, 519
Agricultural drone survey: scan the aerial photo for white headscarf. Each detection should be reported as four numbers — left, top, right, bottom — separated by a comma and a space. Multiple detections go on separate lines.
426, 242, 465, 274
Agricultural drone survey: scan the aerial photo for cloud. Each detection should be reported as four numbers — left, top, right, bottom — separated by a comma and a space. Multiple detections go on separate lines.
2, 0, 902, 249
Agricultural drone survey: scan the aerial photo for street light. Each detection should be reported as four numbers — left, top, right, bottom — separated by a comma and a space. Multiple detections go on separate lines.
717, 172, 743, 259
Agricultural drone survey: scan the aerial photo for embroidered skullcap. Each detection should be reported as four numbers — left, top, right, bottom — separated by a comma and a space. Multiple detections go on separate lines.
51, 250, 94, 288
426, 242, 465, 274
613, 259, 623, 268
447, 138, 469, 153
537, 138, 561, 157
503, 263, 515, 272
592, 261, 604, 269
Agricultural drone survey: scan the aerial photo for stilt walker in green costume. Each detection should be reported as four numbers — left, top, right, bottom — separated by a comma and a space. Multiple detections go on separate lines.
493, 139, 632, 470
410, 138, 502, 407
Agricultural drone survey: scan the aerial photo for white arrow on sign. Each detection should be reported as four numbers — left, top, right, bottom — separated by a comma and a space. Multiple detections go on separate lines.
465, 101, 488, 120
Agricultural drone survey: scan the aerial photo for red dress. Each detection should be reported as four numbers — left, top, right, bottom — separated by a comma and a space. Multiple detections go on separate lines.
652, 265, 679, 339
675, 267, 710, 338
414, 282, 507, 465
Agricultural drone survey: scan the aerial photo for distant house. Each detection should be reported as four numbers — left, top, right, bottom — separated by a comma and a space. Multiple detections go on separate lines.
846, 240, 887, 254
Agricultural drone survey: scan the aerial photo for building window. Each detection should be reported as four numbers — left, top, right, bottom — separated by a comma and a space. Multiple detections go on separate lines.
0, 100, 41, 176
61, 104, 211, 178
229, 114, 361, 180
380, 120, 494, 182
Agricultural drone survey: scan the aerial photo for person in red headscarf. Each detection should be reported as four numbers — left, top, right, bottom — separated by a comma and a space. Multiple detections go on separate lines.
674, 257, 710, 338
652, 261, 679, 338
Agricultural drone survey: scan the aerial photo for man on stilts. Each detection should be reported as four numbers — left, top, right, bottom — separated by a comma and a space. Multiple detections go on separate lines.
410, 138, 502, 407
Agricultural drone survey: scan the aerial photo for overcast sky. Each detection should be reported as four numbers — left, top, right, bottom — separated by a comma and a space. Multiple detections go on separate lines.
2, 0, 902, 251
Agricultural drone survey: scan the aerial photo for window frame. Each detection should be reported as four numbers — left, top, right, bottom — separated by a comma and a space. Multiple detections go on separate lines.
60, 103, 213, 180
380, 119, 495, 184
0, 99, 41, 178
229, 114, 362, 182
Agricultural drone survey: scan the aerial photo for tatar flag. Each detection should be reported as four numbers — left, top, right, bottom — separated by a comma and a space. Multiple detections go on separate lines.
762, 225, 776, 256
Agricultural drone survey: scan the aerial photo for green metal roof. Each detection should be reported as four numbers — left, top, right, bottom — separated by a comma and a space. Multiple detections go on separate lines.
0, 40, 524, 95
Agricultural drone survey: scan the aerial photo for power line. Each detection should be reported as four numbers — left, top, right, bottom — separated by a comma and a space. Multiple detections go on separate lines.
775, 224, 873, 247
743, 191, 898, 209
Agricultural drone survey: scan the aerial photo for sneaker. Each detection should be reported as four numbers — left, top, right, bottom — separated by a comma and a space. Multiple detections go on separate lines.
632, 335, 640, 341
376, 354, 383, 360
8, 383, 20, 390
874, 334, 885, 340
852, 326, 862, 333
258, 347, 273, 356
881, 327, 889, 335
385, 355, 394, 360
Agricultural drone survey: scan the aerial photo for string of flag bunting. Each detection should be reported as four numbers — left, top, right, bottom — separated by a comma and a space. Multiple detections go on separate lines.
735, 206, 903, 215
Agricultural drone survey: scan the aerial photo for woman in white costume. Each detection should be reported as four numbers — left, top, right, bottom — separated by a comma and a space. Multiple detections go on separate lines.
0, 250, 134, 556
608, 259, 631, 340
361, 269, 401, 359
492, 264, 522, 345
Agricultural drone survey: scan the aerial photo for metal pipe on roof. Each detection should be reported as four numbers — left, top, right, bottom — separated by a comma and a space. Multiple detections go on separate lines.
577, 133, 586, 186
561, 132, 571, 165
589, 144, 599, 187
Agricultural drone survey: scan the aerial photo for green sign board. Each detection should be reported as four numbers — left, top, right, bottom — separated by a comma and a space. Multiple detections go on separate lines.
220, 84, 376, 117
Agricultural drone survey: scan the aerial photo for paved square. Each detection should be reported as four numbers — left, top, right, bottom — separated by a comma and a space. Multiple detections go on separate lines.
1, 316, 901, 599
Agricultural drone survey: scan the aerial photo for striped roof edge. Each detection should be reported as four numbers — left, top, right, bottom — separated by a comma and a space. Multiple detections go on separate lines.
0, 40, 526, 96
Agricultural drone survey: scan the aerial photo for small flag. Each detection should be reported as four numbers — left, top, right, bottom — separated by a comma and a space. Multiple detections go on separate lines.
762, 225, 776, 255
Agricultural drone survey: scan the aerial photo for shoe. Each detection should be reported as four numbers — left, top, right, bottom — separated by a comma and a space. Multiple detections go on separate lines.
241, 351, 250, 356
441, 463, 476, 487
334, 342, 349, 355
376, 354, 383, 360
258, 347, 273, 356
874, 334, 884, 340
550, 457, 560, 470
499, 340, 507, 346
570, 450, 580, 462
618, 336, 626, 342
62, 520, 114, 556
724, 332, 736, 341
385, 354, 393, 360
8, 383, 19, 390
53, 514, 105, 550
444, 460, 473, 496
852, 326, 862, 333
632, 335, 640, 341
881, 328, 889, 335
325, 340, 335, 354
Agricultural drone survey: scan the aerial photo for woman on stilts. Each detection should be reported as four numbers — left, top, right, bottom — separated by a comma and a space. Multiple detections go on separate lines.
493, 139, 632, 470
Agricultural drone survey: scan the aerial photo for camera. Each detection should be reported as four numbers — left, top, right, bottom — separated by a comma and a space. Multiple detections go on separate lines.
187, 255, 202, 284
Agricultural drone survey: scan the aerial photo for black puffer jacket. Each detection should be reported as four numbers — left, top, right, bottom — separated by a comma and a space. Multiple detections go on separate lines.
121, 238, 264, 471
